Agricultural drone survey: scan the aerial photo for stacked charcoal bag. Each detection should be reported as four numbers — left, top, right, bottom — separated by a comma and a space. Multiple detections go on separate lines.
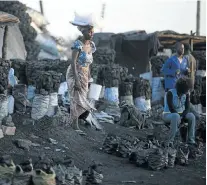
10, 59, 27, 85
191, 75, 202, 105
85, 163, 103, 185
0, 59, 10, 94
102, 134, 140, 158
119, 102, 146, 129
102, 64, 120, 88
26, 60, 70, 84
148, 147, 168, 170
196, 114, 206, 143
54, 157, 82, 185
133, 78, 151, 112
119, 80, 133, 105
102, 64, 122, 103
175, 142, 190, 166
13, 84, 28, 114
33, 157, 56, 185
12, 159, 33, 185
200, 76, 206, 108
192, 50, 206, 70
0, 155, 15, 185
31, 89, 50, 120
93, 48, 116, 64
150, 56, 169, 77
129, 137, 177, 170
120, 67, 128, 82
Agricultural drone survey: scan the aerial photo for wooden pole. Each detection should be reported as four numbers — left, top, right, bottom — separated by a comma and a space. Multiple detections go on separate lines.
196, 0, 201, 36
39, 0, 44, 15
100, 3, 106, 32
2, 26, 8, 60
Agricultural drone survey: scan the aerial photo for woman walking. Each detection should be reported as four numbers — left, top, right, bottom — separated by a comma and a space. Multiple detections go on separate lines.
66, 18, 97, 131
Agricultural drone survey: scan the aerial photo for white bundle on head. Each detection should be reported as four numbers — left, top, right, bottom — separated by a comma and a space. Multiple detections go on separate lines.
70, 12, 104, 29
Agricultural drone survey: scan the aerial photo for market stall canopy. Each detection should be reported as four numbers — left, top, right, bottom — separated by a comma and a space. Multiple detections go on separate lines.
0, 11, 20, 25
157, 30, 206, 50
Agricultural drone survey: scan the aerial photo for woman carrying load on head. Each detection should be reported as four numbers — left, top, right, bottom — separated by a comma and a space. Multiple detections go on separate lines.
66, 13, 99, 131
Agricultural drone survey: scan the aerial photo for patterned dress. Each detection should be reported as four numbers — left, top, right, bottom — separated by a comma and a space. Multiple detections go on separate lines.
66, 40, 96, 123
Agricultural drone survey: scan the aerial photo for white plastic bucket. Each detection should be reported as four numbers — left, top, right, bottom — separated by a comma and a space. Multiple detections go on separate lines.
8, 95, 14, 114
193, 104, 203, 114
140, 72, 152, 86
152, 77, 165, 103
134, 96, 147, 112
99, 86, 105, 99
47, 106, 56, 117
27, 85, 36, 100
58, 82, 68, 95
88, 83, 102, 100
104, 87, 119, 103
145, 99, 151, 110
196, 70, 206, 77
49, 93, 58, 106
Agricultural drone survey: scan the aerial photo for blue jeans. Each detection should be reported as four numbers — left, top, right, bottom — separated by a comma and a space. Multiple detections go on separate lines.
163, 113, 196, 144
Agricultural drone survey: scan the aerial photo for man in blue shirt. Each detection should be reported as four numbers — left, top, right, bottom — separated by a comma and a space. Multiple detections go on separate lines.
162, 42, 190, 92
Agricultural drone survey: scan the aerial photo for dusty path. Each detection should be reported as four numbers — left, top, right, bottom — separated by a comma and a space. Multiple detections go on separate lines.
0, 114, 205, 185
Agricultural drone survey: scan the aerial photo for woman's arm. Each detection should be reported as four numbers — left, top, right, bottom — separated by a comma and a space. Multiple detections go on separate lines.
71, 50, 79, 81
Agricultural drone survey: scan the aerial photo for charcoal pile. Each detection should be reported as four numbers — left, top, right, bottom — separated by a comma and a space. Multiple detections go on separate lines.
192, 50, 206, 70
148, 148, 168, 170
93, 48, 116, 64
101, 64, 121, 87
120, 67, 128, 82
37, 71, 62, 93
129, 149, 154, 168
0, 1, 41, 60
0, 58, 10, 94
119, 103, 146, 129
13, 84, 28, 114
119, 82, 133, 96
91, 63, 128, 88
11, 59, 27, 84
33, 157, 56, 185
133, 78, 151, 100
102, 134, 140, 158
0, 155, 15, 184
191, 76, 202, 105
200, 77, 206, 107
150, 104, 163, 120
175, 143, 189, 166
103, 134, 178, 171
196, 114, 206, 142
54, 157, 83, 185
90, 64, 105, 84
26, 60, 70, 83
85, 164, 103, 185
150, 56, 169, 77
129, 141, 177, 170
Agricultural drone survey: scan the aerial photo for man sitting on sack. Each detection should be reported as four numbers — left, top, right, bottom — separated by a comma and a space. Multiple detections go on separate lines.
163, 77, 196, 146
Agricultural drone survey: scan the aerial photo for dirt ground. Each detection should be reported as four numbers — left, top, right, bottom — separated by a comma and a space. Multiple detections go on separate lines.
0, 113, 205, 185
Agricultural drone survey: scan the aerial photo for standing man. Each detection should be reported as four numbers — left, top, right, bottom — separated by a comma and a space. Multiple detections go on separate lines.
162, 42, 189, 92
184, 44, 197, 89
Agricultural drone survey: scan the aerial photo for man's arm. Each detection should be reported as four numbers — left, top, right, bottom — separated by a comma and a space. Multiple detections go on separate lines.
167, 91, 177, 113
162, 58, 176, 76
181, 93, 190, 118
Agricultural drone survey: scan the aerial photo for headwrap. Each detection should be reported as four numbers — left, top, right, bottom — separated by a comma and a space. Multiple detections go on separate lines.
77, 25, 93, 34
